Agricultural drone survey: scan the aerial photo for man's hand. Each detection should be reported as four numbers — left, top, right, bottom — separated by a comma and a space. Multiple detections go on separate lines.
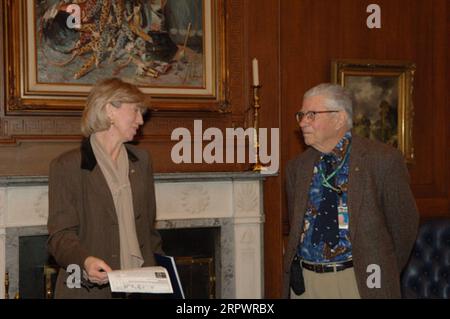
83, 256, 113, 285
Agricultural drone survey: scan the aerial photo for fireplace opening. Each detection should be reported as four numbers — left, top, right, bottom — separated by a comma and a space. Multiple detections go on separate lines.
159, 227, 220, 299
19, 235, 59, 299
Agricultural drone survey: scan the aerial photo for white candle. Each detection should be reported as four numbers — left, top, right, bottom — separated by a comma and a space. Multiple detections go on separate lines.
252, 58, 259, 86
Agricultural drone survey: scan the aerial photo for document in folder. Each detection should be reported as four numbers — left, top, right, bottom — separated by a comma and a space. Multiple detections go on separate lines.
155, 253, 185, 299
107, 266, 173, 294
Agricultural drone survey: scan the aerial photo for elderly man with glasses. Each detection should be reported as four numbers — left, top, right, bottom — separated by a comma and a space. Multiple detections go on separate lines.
283, 83, 419, 299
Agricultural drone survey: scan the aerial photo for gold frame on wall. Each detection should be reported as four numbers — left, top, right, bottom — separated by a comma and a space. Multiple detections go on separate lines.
332, 59, 416, 163
3, 0, 227, 115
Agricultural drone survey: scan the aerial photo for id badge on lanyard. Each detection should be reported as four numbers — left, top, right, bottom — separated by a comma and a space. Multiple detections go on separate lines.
337, 196, 349, 230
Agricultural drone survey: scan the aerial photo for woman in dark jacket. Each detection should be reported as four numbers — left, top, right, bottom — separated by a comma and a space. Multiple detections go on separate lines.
47, 78, 163, 298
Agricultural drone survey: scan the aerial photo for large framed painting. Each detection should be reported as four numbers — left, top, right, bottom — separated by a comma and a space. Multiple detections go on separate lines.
332, 59, 416, 163
3, 0, 226, 114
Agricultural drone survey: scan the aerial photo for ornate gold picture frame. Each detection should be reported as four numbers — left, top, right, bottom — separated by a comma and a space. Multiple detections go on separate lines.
3, 0, 227, 114
332, 59, 416, 163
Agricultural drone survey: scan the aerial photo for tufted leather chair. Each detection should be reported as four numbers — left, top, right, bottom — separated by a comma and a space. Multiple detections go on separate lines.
401, 219, 450, 298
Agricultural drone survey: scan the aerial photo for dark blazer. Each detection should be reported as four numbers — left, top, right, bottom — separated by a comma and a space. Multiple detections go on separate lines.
282, 134, 419, 298
47, 138, 163, 298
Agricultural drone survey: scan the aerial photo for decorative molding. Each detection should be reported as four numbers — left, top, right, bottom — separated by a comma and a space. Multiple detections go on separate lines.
33, 190, 48, 222
0, 114, 236, 143
3, 118, 82, 136
181, 185, 210, 215
0, 188, 6, 227
142, 115, 233, 135
0, 230, 4, 299
239, 229, 255, 245
7, 96, 24, 112
235, 182, 259, 216
5, 186, 48, 227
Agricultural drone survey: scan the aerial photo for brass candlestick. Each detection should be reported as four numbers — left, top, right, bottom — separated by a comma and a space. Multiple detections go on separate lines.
251, 85, 267, 172
44, 265, 56, 299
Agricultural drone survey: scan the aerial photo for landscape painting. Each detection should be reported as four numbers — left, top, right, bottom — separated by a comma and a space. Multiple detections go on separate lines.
332, 59, 416, 162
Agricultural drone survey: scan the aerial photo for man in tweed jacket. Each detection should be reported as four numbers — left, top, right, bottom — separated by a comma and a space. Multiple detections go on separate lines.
283, 83, 419, 299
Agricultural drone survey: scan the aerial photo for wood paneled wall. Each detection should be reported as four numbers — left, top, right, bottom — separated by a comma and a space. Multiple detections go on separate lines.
1, 0, 448, 298
259, 0, 449, 298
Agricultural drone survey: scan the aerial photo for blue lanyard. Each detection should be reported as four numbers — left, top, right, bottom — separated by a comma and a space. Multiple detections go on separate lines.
318, 145, 351, 195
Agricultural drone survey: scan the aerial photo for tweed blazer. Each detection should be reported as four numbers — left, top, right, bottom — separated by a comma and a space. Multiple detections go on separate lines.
47, 138, 163, 298
282, 134, 419, 299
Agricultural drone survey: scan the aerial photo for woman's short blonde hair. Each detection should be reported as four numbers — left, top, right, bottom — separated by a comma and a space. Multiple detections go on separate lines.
81, 78, 149, 137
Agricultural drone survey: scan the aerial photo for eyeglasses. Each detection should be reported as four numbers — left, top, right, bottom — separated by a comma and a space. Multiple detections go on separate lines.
295, 110, 340, 123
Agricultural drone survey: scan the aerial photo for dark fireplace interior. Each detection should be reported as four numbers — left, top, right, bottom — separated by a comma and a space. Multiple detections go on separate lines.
17, 227, 219, 299
159, 227, 220, 299
19, 235, 58, 299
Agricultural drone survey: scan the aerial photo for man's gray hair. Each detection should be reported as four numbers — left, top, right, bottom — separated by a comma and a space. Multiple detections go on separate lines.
304, 83, 354, 128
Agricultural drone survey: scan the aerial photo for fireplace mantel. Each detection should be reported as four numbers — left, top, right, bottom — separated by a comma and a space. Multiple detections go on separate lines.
0, 172, 269, 299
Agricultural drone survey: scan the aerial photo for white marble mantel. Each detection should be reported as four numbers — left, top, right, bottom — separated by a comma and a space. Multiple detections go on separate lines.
0, 172, 268, 299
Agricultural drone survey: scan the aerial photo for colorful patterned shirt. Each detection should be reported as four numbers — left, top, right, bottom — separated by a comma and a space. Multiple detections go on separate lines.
298, 131, 353, 263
